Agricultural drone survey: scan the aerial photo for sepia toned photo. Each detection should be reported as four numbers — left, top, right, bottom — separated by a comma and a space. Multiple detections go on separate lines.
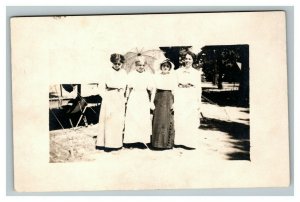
11, 11, 289, 192
49, 45, 249, 163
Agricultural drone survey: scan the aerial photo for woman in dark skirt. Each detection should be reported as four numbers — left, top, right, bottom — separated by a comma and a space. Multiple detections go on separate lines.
151, 59, 176, 149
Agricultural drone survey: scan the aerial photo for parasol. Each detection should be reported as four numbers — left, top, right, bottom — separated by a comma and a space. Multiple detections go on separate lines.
124, 48, 164, 73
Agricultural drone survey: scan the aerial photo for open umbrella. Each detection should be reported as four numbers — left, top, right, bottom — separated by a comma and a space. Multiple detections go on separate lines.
124, 48, 164, 73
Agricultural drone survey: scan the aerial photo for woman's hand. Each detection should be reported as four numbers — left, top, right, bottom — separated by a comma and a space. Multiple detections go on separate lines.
150, 102, 155, 110
178, 83, 194, 88
125, 87, 132, 99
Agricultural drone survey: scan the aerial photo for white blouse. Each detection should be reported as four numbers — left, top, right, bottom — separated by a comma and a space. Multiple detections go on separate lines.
127, 70, 154, 91
153, 72, 177, 90
175, 67, 201, 88
105, 67, 127, 89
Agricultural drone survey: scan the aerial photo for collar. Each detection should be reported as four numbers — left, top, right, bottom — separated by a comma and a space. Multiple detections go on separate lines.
112, 66, 121, 72
182, 68, 191, 73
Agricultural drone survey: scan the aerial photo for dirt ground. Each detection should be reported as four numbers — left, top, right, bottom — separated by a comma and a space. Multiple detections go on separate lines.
49, 102, 250, 163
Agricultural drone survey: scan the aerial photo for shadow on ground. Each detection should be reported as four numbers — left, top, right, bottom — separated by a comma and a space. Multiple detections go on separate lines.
200, 117, 250, 160
202, 89, 249, 108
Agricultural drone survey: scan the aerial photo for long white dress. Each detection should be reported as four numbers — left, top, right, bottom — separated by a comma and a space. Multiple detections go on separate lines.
173, 67, 202, 148
96, 68, 127, 148
123, 71, 153, 144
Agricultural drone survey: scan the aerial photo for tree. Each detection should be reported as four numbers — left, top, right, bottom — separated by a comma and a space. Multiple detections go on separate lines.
198, 45, 249, 106
198, 45, 245, 89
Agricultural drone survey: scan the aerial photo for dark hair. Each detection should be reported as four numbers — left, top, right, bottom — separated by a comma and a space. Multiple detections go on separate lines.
183, 50, 197, 64
160, 60, 172, 70
110, 53, 125, 64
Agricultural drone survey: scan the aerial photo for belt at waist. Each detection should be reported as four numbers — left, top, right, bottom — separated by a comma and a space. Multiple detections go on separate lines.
178, 83, 194, 88
106, 87, 124, 91
156, 89, 172, 92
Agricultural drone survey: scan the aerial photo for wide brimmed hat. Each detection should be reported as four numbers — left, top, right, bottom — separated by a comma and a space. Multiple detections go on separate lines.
159, 59, 175, 71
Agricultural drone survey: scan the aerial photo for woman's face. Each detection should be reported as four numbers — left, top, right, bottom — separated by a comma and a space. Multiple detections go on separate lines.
184, 54, 193, 68
136, 61, 145, 73
161, 62, 171, 74
112, 61, 122, 71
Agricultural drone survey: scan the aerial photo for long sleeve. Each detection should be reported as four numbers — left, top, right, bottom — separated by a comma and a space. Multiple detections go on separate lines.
192, 69, 202, 111
98, 81, 106, 99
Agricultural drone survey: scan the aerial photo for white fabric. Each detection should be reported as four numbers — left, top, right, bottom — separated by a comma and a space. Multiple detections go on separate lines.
96, 67, 127, 148
106, 68, 127, 89
97, 89, 126, 148
123, 71, 153, 144
153, 72, 177, 90
173, 67, 202, 147
175, 67, 201, 88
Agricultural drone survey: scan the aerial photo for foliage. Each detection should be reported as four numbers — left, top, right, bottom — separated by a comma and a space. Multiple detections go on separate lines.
197, 45, 243, 86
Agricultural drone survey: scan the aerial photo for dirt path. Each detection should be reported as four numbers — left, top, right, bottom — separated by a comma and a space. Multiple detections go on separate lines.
50, 102, 250, 163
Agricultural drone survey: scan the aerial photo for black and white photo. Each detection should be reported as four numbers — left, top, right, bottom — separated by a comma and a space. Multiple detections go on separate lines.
12, 11, 289, 192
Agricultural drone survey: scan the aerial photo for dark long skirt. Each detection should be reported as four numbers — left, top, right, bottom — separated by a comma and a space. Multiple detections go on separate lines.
151, 89, 175, 149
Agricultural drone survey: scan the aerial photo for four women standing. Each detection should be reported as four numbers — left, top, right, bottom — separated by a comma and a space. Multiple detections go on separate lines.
97, 51, 201, 151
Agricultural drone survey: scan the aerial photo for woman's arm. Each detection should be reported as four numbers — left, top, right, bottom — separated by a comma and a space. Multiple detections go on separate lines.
148, 73, 156, 109
150, 87, 156, 101
125, 86, 132, 100
98, 81, 106, 99
196, 71, 202, 113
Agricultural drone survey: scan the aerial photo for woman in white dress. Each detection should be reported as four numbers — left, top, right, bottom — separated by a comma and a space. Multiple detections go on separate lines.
123, 56, 154, 147
96, 53, 127, 151
174, 51, 202, 149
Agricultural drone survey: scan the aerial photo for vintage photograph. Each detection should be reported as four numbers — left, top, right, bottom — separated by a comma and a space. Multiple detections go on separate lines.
12, 11, 289, 191
49, 45, 250, 163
